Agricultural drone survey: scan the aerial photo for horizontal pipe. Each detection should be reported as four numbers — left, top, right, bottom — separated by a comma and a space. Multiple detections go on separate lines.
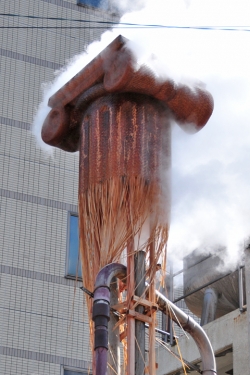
155, 288, 217, 375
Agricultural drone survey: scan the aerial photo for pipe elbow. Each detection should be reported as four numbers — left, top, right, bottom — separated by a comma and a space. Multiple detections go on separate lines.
92, 263, 127, 354
94, 263, 127, 290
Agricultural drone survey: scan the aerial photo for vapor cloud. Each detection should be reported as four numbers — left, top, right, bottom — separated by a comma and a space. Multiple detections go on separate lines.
33, 0, 250, 267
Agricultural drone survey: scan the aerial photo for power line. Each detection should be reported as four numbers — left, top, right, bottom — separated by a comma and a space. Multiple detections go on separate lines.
0, 13, 117, 24
0, 27, 131, 29
1, 26, 250, 31
0, 13, 249, 31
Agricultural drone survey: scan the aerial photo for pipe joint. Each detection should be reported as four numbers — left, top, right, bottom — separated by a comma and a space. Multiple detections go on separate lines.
94, 325, 109, 350
182, 315, 197, 333
93, 299, 110, 327
92, 297, 110, 351
94, 286, 110, 303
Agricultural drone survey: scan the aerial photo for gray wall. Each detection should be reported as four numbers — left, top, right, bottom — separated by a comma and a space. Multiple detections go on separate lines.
0, 1, 118, 374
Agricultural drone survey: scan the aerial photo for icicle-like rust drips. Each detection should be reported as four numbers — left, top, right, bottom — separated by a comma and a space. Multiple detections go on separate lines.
78, 93, 171, 319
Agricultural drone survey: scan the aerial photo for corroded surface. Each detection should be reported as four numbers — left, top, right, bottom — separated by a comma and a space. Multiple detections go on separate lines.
78, 93, 171, 311
42, 35, 214, 152
79, 93, 170, 190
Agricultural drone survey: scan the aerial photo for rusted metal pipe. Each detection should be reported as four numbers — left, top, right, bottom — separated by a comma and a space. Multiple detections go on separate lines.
92, 263, 127, 375
155, 288, 217, 375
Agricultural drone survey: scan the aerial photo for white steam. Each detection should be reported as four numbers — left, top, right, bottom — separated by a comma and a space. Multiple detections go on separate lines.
32, 34, 116, 152
109, 0, 146, 13
33, 0, 250, 267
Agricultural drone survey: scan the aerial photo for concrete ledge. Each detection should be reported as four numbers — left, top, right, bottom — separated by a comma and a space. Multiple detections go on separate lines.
157, 309, 248, 375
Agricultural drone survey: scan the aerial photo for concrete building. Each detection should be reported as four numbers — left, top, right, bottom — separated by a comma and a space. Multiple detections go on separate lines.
157, 250, 250, 375
1, 2, 250, 375
0, 1, 119, 374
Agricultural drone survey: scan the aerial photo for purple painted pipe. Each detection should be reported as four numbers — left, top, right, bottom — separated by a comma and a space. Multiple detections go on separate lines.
92, 263, 127, 375
93, 264, 216, 375
95, 348, 109, 375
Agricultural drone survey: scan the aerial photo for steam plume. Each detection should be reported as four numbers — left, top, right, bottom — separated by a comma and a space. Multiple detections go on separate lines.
33, 0, 250, 267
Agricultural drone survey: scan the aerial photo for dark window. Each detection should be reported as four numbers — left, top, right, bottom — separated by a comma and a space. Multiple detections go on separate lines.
77, 0, 109, 10
66, 214, 82, 279
64, 370, 89, 375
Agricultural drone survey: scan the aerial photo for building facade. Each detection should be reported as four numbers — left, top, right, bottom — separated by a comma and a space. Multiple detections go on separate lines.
0, 1, 119, 374
2, 2, 250, 375
157, 251, 250, 375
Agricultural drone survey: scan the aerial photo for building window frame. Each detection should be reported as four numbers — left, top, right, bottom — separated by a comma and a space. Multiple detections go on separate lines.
65, 212, 82, 280
61, 365, 91, 375
77, 0, 109, 10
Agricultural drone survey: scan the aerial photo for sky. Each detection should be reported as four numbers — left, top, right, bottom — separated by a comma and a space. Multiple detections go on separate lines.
33, 0, 250, 270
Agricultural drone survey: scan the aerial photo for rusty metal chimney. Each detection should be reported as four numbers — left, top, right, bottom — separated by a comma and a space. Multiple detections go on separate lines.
41, 35, 214, 375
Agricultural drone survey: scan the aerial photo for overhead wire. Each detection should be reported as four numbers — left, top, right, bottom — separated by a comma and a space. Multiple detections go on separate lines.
0, 13, 249, 31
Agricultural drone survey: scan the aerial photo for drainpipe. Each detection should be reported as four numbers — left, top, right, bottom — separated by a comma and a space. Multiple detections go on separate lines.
238, 265, 247, 312
155, 288, 217, 375
92, 263, 127, 375
200, 288, 218, 326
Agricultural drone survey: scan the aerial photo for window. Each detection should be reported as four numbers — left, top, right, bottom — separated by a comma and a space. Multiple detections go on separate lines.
66, 214, 82, 279
64, 370, 89, 375
62, 365, 91, 375
77, 0, 109, 10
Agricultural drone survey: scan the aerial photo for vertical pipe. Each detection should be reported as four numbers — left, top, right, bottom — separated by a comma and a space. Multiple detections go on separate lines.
161, 311, 167, 343
92, 263, 127, 375
148, 227, 156, 375
244, 246, 250, 371
92, 286, 110, 375
108, 278, 120, 375
135, 251, 146, 374
168, 262, 174, 346
160, 262, 173, 343
238, 266, 246, 313
200, 288, 218, 326
127, 238, 135, 375
95, 348, 109, 375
